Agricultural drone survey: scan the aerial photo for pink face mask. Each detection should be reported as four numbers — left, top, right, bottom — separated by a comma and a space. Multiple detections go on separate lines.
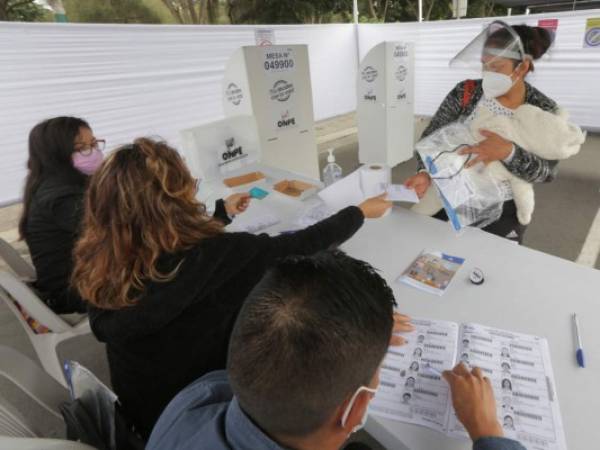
72, 149, 104, 175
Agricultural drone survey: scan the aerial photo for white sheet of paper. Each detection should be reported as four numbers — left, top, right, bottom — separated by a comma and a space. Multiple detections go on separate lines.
240, 214, 281, 233
386, 185, 419, 203
317, 170, 364, 211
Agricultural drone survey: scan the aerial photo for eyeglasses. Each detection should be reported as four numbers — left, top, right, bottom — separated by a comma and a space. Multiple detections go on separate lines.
428, 144, 473, 180
75, 139, 106, 156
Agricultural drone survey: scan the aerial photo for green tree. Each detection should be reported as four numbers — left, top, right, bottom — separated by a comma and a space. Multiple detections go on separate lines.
466, 0, 507, 19
227, 0, 352, 24
62, 0, 162, 23
0, 0, 49, 21
160, 0, 223, 24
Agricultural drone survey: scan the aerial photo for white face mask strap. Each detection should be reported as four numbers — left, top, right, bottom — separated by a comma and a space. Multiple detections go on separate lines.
340, 386, 377, 428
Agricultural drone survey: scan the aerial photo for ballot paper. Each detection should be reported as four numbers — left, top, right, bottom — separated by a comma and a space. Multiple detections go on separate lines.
291, 202, 335, 229
386, 185, 419, 203
236, 213, 281, 233
398, 250, 465, 296
371, 318, 567, 450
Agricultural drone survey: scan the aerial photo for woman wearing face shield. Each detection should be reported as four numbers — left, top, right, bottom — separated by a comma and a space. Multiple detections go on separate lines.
405, 23, 558, 244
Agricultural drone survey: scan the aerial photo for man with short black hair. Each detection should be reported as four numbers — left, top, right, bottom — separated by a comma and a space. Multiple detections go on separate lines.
147, 251, 525, 450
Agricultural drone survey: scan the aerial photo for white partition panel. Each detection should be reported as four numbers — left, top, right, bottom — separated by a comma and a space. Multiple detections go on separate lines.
0, 23, 357, 205
358, 9, 600, 132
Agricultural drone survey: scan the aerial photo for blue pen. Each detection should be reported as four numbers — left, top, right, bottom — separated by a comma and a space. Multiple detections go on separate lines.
573, 314, 585, 368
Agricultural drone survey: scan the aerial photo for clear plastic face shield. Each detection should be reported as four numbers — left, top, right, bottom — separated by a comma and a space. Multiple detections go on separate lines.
449, 21, 529, 75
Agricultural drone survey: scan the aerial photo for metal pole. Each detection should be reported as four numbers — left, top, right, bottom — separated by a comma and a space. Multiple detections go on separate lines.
508, 7, 512, 16
419, 0, 423, 22
353, 0, 360, 69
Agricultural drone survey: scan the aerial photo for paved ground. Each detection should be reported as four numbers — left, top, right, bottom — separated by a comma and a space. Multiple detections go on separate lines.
1, 112, 598, 446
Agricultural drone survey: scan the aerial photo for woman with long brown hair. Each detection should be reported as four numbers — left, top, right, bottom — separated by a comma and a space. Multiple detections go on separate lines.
71, 137, 391, 439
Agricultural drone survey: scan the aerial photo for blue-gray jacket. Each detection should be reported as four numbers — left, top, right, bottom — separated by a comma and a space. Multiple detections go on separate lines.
147, 371, 526, 450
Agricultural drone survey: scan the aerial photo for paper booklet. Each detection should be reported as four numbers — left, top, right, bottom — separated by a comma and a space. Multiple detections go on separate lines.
398, 250, 465, 296
371, 318, 567, 450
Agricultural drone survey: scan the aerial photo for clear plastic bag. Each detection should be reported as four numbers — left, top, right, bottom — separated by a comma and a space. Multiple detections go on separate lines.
416, 122, 509, 232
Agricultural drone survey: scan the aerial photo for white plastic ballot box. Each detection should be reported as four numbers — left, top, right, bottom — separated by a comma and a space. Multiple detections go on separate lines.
222, 45, 320, 180
180, 115, 261, 183
357, 41, 415, 167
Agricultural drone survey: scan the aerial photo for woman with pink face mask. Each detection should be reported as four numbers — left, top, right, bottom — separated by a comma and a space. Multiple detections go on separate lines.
19, 116, 104, 313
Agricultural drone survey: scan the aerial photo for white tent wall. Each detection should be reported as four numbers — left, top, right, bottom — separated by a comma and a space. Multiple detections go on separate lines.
0, 23, 357, 205
358, 9, 600, 132
1, 11, 599, 205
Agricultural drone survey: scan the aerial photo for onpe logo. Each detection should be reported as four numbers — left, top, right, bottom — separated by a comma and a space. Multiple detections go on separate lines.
277, 110, 296, 128
221, 137, 244, 162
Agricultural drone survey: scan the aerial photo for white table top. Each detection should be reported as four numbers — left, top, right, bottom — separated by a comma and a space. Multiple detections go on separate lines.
341, 207, 600, 450
200, 169, 598, 449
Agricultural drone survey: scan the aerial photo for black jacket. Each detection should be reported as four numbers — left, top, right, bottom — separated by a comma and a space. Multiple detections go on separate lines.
88, 205, 364, 439
24, 174, 88, 313
23, 174, 231, 315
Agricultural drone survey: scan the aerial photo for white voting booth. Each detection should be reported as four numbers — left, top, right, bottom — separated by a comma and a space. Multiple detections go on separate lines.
179, 45, 323, 233
222, 44, 320, 180
357, 41, 415, 167
180, 44, 321, 204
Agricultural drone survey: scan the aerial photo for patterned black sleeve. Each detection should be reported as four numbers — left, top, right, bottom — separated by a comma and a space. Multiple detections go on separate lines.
502, 145, 559, 183
415, 82, 466, 171
501, 87, 560, 183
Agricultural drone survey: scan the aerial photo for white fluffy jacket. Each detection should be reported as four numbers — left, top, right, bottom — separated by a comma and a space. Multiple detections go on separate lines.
413, 103, 585, 225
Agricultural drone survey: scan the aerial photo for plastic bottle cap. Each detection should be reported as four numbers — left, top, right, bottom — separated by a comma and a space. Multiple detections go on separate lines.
327, 149, 335, 163
470, 268, 484, 285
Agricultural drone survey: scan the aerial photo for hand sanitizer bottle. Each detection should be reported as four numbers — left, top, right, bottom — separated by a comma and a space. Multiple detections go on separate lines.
322, 148, 342, 186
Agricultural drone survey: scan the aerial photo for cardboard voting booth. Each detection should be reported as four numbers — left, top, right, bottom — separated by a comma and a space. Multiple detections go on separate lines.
222, 45, 320, 180
357, 42, 415, 167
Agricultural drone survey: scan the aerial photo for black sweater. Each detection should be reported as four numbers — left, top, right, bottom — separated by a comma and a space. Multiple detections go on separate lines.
24, 175, 88, 314
88, 205, 365, 439
24, 174, 231, 315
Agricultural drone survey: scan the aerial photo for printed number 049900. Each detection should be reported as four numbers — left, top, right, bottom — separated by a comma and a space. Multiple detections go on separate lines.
264, 59, 294, 71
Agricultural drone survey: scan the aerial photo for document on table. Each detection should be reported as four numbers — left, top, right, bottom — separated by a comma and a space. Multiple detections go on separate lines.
230, 213, 281, 234
291, 202, 335, 229
371, 319, 567, 450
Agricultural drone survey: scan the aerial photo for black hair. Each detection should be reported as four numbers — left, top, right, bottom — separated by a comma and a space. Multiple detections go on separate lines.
227, 250, 396, 437
19, 117, 90, 238
486, 24, 552, 72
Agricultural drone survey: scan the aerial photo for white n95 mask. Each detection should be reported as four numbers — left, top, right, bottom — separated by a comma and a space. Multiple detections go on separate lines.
482, 70, 515, 98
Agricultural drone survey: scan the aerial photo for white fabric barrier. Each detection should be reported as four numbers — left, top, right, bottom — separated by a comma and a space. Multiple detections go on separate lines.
1, 12, 599, 205
0, 23, 357, 205
358, 9, 600, 131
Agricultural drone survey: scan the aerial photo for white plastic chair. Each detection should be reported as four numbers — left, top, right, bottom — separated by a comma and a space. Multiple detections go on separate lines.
0, 437, 96, 449
0, 346, 97, 449
0, 271, 91, 386
0, 238, 36, 282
